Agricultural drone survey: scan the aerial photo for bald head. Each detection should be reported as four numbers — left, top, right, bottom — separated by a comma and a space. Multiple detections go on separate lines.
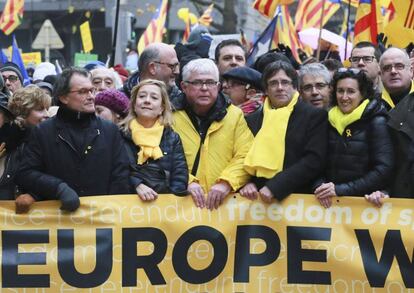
139, 43, 179, 91
380, 47, 413, 96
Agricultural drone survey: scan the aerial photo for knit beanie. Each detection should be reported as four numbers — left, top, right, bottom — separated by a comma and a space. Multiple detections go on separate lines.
95, 89, 129, 118
33, 62, 57, 82
0, 62, 23, 84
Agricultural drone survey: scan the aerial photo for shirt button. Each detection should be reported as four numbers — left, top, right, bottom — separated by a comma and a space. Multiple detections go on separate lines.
6, 174, 10, 178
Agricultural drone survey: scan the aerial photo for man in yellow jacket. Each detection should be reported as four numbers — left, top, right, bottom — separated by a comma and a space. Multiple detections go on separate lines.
172, 58, 253, 210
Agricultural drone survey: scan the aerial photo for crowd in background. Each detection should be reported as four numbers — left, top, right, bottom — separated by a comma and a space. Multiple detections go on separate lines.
0, 27, 413, 213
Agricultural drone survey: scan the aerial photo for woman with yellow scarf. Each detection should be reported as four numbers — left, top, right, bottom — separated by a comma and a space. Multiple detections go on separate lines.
240, 61, 328, 203
119, 79, 188, 201
314, 68, 394, 208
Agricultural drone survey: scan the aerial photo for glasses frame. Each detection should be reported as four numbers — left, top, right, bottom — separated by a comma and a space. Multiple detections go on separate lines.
2, 75, 19, 82
267, 79, 293, 88
349, 56, 376, 64
301, 82, 329, 93
68, 87, 97, 96
381, 63, 407, 73
184, 80, 220, 89
153, 61, 179, 71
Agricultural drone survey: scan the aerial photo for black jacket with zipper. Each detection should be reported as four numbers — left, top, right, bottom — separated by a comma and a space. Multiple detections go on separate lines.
16, 106, 129, 199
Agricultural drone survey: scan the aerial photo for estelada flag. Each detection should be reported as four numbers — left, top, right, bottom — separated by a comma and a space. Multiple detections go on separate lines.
354, 0, 382, 45
0, 0, 24, 35
384, 0, 414, 48
253, 0, 294, 18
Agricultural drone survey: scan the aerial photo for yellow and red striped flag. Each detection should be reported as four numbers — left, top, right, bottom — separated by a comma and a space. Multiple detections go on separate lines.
384, 0, 414, 48
354, 0, 382, 45
252, 0, 294, 18
0, 0, 24, 35
198, 4, 214, 26
137, 0, 168, 55
295, 0, 341, 31
273, 6, 303, 62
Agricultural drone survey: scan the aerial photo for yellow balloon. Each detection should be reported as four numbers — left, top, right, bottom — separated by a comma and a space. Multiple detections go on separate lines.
177, 8, 189, 21
189, 13, 198, 25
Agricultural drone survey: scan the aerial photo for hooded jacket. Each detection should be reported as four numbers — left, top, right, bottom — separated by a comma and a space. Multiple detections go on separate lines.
323, 98, 394, 196
172, 92, 253, 192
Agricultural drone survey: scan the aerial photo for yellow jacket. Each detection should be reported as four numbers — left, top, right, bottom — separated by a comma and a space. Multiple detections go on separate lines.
173, 104, 253, 192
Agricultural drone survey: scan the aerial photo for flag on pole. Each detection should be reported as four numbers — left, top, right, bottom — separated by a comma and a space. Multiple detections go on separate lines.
341, 0, 359, 7
273, 6, 303, 62
0, 49, 8, 66
137, 0, 168, 55
295, 0, 341, 31
246, 15, 278, 66
0, 0, 24, 35
252, 0, 294, 18
354, 0, 382, 45
198, 4, 214, 26
11, 35, 30, 86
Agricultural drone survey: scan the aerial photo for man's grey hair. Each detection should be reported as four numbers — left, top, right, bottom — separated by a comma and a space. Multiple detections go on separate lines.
138, 46, 160, 74
182, 58, 219, 82
379, 47, 411, 67
298, 63, 331, 88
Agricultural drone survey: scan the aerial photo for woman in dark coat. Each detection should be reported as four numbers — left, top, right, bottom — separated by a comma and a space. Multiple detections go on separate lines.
119, 79, 188, 200
314, 68, 394, 208
0, 85, 51, 212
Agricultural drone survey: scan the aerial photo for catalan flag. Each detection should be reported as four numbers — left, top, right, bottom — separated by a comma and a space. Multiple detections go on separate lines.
384, 0, 414, 48
198, 4, 214, 26
252, 0, 294, 18
137, 0, 168, 55
0, 0, 24, 35
295, 0, 341, 31
354, 0, 382, 45
273, 6, 302, 62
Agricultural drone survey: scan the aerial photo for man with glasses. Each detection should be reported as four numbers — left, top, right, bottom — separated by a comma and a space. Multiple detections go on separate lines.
380, 47, 414, 108
138, 42, 181, 101
214, 39, 247, 77
0, 62, 23, 94
16, 67, 129, 212
221, 66, 263, 115
349, 42, 382, 95
172, 58, 253, 210
298, 63, 331, 109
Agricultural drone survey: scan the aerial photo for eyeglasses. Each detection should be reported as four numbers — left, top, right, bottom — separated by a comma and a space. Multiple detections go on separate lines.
2, 75, 19, 82
381, 63, 406, 73
184, 80, 219, 89
301, 82, 329, 93
224, 79, 248, 88
153, 61, 179, 71
69, 87, 96, 96
337, 68, 361, 75
349, 56, 376, 64
267, 79, 292, 88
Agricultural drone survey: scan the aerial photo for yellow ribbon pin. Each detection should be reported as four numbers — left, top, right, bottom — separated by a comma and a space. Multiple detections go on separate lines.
346, 129, 352, 137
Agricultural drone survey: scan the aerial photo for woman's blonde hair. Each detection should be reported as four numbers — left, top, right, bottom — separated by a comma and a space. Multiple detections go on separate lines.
8, 85, 51, 128
119, 79, 173, 132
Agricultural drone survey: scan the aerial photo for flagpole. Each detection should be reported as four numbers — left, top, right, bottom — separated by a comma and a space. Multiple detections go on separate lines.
344, 0, 352, 59
316, 0, 326, 61
110, 0, 121, 68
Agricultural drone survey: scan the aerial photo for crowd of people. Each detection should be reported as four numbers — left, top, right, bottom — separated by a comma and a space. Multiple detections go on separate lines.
0, 32, 413, 213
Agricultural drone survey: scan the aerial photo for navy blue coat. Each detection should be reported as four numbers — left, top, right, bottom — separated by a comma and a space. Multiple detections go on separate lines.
16, 107, 129, 199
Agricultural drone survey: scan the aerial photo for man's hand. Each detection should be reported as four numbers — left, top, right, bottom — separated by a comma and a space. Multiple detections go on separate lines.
259, 186, 274, 203
314, 182, 336, 208
206, 181, 232, 210
365, 191, 389, 207
15, 193, 35, 214
188, 182, 206, 208
239, 182, 259, 200
136, 184, 158, 201
0, 142, 6, 158
57, 183, 80, 212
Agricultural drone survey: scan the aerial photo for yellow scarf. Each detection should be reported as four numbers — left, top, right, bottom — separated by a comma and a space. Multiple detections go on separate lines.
244, 92, 299, 179
328, 99, 369, 135
129, 119, 164, 164
382, 80, 414, 109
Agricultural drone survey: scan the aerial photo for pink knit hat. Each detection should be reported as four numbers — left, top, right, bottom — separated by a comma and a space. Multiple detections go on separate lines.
94, 89, 130, 118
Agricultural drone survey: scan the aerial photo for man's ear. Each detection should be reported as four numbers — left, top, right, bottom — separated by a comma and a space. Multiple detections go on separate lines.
246, 88, 257, 98
148, 62, 157, 76
59, 95, 69, 105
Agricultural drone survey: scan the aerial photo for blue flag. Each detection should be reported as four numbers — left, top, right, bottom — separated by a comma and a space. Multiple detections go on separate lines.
0, 49, 8, 66
11, 35, 30, 86
246, 14, 278, 67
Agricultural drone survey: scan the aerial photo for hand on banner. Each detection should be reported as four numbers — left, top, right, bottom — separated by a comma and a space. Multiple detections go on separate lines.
206, 181, 232, 210
239, 182, 259, 200
136, 184, 158, 201
188, 182, 206, 208
15, 193, 35, 214
365, 191, 389, 208
57, 183, 80, 212
314, 182, 336, 208
259, 186, 274, 203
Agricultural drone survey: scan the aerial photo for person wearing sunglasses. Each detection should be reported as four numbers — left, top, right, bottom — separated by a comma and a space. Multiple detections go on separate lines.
16, 67, 129, 212
0, 62, 23, 94
379, 47, 414, 109
240, 61, 328, 203
314, 68, 394, 208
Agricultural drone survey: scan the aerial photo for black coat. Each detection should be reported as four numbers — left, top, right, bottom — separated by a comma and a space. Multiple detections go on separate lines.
122, 126, 188, 195
16, 107, 130, 199
245, 100, 328, 200
320, 99, 394, 196
388, 92, 414, 197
